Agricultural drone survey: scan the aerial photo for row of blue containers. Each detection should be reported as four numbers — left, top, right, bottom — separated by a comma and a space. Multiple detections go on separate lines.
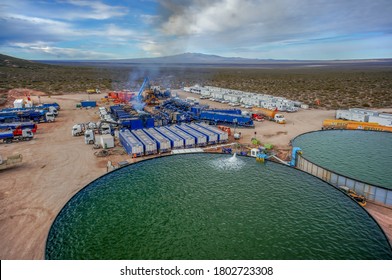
186, 123, 218, 144
154, 126, 184, 149
119, 124, 229, 156
196, 122, 229, 142
119, 130, 144, 156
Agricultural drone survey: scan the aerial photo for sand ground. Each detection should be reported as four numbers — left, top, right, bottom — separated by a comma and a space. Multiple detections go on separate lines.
0, 92, 391, 259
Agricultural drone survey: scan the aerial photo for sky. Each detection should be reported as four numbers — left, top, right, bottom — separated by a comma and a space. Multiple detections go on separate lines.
0, 0, 392, 60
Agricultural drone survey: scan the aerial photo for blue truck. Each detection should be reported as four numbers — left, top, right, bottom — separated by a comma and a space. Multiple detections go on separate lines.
199, 111, 254, 127
0, 110, 55, 123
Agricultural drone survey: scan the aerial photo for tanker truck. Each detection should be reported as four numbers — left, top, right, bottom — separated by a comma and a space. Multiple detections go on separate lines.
252, 108, 286, 124
0, 129, 33, 143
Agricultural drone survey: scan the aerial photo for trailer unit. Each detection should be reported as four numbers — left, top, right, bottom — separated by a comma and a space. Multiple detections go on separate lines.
195, 122, 229, 143
199, 111, 254, 127
143, 128, 171, 153
166, 125, 196, 148
368, 115, 392, 127
119, 130, 144, 156
185, 123, 218, 145
131, 129, 157, 155
154, 127, 184, 149
176, 124, 207, 146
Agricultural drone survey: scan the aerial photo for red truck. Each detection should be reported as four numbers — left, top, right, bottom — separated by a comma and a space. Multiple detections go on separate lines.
13, 128, 34, 136
251, 113, 264, 122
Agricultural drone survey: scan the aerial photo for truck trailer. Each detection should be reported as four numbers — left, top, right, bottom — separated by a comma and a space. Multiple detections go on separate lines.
176, 124, 207, 146
166, 125, 196, 148
143, 128, 171, 153
185, 123, 218, 145
119, 130, 144, 156
199, 111, 254, 127
131, 129, 158, 155
195, 123, 229, 143
154, 127, 184, 149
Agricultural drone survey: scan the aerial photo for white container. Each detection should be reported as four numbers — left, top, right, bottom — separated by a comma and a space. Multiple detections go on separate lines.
368, 116, 392, 127
100, 134, 114, 149
13, 99, 24, 108
25, 100, 33, 108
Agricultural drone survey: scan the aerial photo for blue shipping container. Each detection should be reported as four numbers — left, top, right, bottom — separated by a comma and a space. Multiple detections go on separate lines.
81, 101, 97, 108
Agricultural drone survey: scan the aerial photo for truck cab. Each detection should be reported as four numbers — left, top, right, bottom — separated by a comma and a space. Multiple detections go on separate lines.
48, 106, 58, 116
21, 129, 33, 139
45, 112, 55, 122
251, 113, 264, 122
84, 129, 95, 144
72, 124, 85, 136
100, 123, 112, 135
274, 114, 286, 124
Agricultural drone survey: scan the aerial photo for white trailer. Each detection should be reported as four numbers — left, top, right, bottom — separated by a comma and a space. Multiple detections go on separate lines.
368, 115, 392, 127
336, 110, 369, 122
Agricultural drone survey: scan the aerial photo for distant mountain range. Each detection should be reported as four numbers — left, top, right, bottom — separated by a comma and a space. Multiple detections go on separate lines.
68, 52, 392, 65
2, 52, 392, 67
111, 52, 285, 64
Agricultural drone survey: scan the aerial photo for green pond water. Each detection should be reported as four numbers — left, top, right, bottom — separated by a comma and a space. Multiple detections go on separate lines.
46, 153, 392, 260
293, 130, 392, 189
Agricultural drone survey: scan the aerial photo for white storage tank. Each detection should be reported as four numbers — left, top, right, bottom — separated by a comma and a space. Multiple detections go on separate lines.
100, 134, 115, 149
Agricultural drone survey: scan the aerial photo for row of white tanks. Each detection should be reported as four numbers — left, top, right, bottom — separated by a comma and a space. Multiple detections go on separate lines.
184, 85, 305, 112
336, 108, 392, 127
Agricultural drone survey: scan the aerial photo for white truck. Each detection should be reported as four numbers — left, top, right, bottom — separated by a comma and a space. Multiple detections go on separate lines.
274, 114, 286, 124
84, 129, 95, 144
72, 124, 86, 136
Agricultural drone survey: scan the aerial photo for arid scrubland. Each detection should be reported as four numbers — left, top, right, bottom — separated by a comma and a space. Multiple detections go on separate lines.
1, 54, 391, 109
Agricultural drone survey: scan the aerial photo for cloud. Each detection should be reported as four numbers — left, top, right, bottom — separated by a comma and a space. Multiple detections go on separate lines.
9, 42, 116, 59
1, 0, 391, 59
0, 14, 78, 43
0, 13, 141, 43
63, 0, 128, 20
156, 0, 392, 51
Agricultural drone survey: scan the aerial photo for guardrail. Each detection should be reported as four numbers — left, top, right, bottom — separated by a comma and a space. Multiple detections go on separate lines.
296, 154, 392, 207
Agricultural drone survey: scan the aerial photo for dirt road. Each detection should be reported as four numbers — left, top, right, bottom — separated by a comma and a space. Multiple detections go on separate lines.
0, 92, 390, 259
0, 94, 105, 259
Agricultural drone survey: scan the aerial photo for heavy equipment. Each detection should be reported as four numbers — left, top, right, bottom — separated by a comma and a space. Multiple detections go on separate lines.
0, 154, 23, 170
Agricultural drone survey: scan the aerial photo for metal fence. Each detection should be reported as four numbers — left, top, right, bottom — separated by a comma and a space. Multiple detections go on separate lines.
296, 155, 392, 207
